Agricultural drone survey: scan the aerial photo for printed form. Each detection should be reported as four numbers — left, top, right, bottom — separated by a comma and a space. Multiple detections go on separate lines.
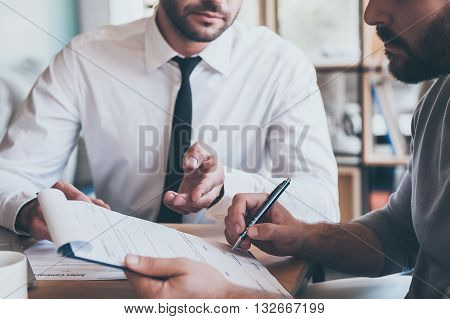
37, 189, 290, 296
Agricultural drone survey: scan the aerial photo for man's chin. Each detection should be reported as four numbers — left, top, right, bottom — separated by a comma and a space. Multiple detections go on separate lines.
388, 60, 425, 84
183, 26, 225, 42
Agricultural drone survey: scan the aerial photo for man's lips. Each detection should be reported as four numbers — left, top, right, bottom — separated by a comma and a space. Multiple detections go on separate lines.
191, 11, 225, 22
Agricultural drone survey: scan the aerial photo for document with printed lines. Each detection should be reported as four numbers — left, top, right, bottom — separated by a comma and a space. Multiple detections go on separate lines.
37, 189, 290, 297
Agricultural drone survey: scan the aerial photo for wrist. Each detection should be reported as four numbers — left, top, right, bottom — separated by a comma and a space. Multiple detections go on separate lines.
291, 220, 313, 258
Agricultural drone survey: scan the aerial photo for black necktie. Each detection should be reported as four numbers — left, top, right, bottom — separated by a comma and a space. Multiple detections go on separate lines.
158, 56, 202, 223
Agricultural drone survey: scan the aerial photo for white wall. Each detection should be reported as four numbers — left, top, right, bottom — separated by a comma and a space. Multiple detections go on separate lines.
0, 0, 78, 67
109, 0, 146, 25
77, 0, 154, 33
77, 0, 110, 32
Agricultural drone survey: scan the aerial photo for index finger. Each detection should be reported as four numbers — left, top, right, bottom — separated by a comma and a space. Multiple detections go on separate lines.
183, 143, 210, 172
52, 182, 92, 203
225, 193, 269, 241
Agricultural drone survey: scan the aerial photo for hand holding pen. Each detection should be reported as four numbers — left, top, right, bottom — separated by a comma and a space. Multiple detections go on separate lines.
224, 184, 307, 257
228, 179, 291, 251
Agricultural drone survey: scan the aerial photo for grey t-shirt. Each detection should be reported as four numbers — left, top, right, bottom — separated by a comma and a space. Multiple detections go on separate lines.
357, 75, 449, 298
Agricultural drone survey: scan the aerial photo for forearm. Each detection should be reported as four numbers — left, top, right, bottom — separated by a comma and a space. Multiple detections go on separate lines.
297, 222, 385, 277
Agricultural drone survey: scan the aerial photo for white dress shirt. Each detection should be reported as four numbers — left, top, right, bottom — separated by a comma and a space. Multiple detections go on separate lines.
0, 14, 339, 233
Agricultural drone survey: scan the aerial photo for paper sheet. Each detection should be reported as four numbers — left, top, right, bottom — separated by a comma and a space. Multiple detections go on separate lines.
37, 189, 290, 296
25, 240, 126, 281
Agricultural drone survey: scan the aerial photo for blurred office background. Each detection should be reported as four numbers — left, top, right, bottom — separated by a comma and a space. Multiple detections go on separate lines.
0, 0, 430, 225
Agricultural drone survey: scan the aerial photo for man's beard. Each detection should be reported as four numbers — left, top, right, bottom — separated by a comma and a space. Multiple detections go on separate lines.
160, 0, 237, 43
376, 8, 450, 84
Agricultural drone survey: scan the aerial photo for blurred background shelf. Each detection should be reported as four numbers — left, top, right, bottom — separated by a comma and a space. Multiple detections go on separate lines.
363, 155, 410, 167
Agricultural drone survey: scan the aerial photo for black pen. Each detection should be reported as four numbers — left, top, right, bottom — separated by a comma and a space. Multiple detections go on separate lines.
232, 178, 291, 250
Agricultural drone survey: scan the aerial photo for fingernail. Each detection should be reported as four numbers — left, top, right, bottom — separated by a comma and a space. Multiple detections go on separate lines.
235, 224, 241, 234
167, 193, 175, 202
126, 255, 139, 265
188, 157, 198, 167
248, 227, 258, 238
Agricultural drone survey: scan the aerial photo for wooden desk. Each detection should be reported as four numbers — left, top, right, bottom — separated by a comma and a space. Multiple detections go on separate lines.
28, 224, 311, 299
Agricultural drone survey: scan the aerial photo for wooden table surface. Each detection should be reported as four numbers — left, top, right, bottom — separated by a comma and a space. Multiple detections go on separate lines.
28, 224, 311, 299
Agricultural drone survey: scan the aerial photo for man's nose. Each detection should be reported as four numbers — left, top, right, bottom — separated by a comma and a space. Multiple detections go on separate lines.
364, 0, 391, 26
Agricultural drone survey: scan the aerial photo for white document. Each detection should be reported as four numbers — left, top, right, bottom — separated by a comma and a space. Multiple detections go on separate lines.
25, 240, 126, 280
37, 189, 290, 296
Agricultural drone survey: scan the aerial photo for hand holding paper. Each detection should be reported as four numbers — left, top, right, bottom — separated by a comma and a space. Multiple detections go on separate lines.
16, 182, 109, 240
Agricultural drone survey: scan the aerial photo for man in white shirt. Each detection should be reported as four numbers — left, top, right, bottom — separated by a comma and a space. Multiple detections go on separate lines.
0, 0, 338, 239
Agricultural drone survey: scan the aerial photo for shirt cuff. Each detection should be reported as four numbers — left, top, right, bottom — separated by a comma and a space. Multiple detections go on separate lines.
0, 191, 37, 235
208, 185, 225, 208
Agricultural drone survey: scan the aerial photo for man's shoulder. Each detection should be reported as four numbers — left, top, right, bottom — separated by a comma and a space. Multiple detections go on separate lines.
69, 18, 148, 50
412, 76, 450, 135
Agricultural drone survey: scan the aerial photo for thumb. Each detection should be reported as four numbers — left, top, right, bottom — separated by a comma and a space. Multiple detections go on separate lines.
247, 223, 283, 242
125, 255, 185, 278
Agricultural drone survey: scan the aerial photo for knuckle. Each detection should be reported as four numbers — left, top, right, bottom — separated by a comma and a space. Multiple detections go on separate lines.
190, 144, 201, 154
227, 208, 237, 219
183, 152, 191, 161
232, 194, 242, 202
265, 226, 274, 237
140, 257, 154, 269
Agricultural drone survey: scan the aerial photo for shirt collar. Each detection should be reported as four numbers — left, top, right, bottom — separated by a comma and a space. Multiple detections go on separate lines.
145, 13, 233, 75
198, 25, 233, 76
145, 14, 178, 74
